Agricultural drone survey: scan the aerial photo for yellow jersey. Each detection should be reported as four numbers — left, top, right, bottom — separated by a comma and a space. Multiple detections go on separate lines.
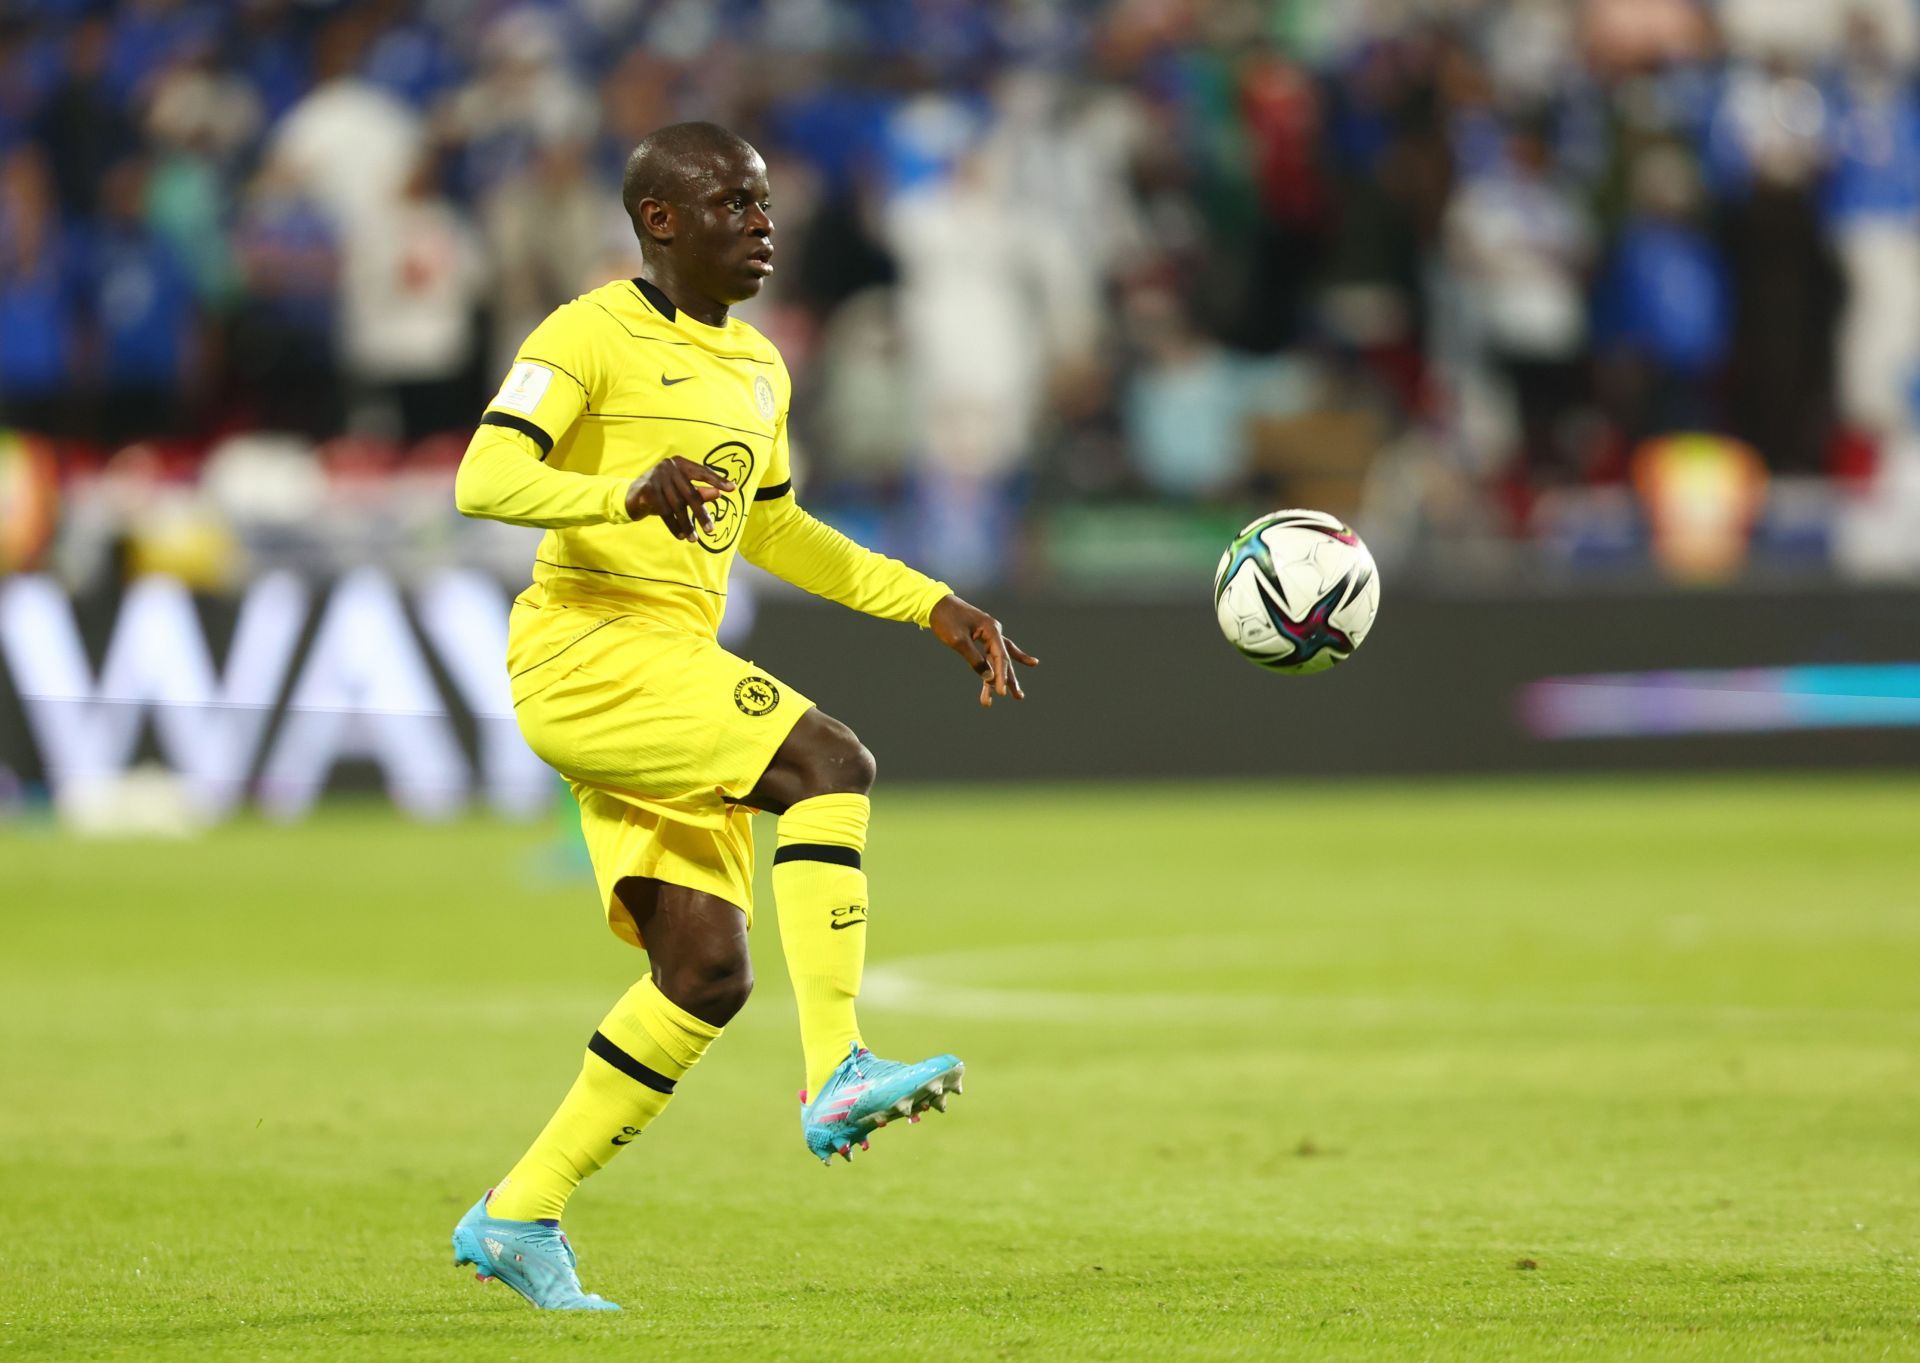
455, 277, 948, 637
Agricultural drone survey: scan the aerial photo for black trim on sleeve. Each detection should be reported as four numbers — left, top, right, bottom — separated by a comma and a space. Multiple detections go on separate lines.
480, 411, 555, 459
587, 1030, 677, 1093
754, 478, 792, 502
772, 843, 862, 869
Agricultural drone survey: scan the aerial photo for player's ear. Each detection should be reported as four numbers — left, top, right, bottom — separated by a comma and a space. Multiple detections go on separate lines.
637, 196, 675, 246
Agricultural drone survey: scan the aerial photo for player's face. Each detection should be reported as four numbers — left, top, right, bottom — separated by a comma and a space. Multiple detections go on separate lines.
679, 148, 775, 306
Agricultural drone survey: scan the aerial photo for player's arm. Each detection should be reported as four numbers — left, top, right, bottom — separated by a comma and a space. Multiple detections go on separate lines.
455, 305, 734, 533
455, 430, 734, 536
454, 308, 624, 526
741, 482, 1038, 706
454, 423, 634, 527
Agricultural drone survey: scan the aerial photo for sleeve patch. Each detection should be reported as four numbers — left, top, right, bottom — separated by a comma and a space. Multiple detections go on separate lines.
493, 362, 554, 416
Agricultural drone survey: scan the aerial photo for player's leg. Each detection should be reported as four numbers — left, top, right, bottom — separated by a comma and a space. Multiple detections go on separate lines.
747, 710, 963, 1163
455, 879, 745, 1308
747, 709, 874, 1092
745, 707, 876, 815
488, 879, 745, 1220
460, 613, 774, 1304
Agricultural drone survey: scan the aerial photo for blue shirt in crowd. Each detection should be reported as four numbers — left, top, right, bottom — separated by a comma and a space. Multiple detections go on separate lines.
1825, 79, 1920, 225
1595, 218, 1730, 374
80, 223, 197, 390
0, 247, 76, 398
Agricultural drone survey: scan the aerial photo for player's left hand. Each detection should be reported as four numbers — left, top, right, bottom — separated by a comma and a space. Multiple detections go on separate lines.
929, 594, 1038, 708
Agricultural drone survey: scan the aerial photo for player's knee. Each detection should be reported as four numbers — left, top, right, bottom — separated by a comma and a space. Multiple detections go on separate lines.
663, 955, 753, 1024
754, 711, 876, 811
774, 717, 874, 801
804, 721, 875, 797
837, 735, 877, 795
700, 966, 754, 1022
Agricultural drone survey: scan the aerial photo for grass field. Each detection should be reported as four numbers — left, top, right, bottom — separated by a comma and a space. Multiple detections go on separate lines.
3, 777, 1918, 1362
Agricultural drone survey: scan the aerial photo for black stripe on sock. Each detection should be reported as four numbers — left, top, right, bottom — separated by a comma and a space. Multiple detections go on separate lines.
587, 1030, 676, 1093
772, 842, 862, 869
480, 410, 555, 458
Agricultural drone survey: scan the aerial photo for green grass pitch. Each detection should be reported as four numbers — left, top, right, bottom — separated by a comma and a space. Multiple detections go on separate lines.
3, 777, 1917, 1362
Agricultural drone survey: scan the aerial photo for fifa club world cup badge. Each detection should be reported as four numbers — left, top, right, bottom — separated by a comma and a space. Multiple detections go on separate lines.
753, 375, 776, 421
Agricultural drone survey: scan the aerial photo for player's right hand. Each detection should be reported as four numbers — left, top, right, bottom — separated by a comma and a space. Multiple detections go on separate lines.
626, 457, 736, 541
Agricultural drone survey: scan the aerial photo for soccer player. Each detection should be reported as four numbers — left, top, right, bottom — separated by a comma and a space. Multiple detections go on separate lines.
445, 122, 1037, 1311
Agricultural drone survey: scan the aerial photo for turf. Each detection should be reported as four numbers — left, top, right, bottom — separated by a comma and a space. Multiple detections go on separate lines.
2, 777, 1917, 1362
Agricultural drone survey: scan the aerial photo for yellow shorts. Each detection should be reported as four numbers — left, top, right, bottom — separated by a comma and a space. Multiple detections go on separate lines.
507, 592, 813, 947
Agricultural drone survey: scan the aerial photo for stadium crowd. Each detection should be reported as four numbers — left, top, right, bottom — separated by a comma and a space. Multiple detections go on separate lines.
3, 0, 1920, 583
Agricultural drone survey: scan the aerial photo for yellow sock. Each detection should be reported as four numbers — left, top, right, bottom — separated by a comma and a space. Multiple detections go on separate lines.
488, 976, 720, 1222
773, 792, 871, 1096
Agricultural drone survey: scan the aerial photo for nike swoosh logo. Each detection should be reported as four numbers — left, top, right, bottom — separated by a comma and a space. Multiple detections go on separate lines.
829, 917, 866, 930
661, 374, 693, 386
611, 1133, 637, 1145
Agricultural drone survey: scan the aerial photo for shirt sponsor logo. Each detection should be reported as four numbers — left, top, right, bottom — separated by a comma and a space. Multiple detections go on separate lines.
696, 441, 755, 553
493, 362, 553, 416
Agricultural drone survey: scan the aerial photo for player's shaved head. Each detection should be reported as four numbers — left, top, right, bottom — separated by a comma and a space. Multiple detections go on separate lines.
622, 121, 761, 240
621, 120, 775, 321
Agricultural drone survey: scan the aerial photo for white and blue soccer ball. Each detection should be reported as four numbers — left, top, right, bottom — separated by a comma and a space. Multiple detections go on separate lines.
1213, 509, 1381, 674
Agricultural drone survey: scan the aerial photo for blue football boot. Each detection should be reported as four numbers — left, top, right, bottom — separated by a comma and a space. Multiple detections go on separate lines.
450, 1192, 620, 1311
798, 1042, 965, 1165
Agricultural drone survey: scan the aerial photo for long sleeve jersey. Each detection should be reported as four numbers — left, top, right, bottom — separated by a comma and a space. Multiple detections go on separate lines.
455, 276, 950, 636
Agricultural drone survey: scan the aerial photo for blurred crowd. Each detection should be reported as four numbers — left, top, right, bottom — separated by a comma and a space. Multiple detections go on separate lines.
5, 0, 1920, 585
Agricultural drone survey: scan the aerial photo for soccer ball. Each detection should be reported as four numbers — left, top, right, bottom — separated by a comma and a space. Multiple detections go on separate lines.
1213, 509, 1381, 674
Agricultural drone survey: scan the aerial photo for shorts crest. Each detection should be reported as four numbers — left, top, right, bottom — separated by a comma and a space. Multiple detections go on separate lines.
734, 675, 780, 716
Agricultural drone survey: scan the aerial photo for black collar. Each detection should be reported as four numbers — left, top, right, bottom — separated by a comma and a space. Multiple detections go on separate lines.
632, 276, 676, 322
